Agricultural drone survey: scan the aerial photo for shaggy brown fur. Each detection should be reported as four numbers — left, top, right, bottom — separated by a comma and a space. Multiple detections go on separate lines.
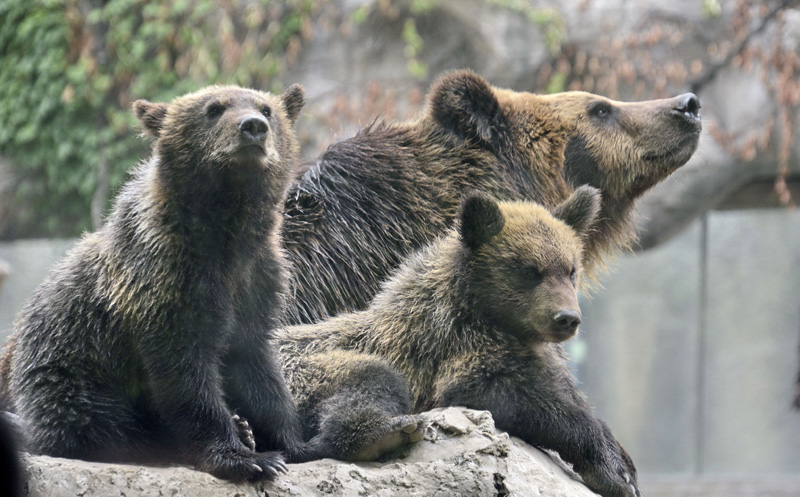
0, 85, 307, 481
283, 69, 702, 323
279, 187, 640, 497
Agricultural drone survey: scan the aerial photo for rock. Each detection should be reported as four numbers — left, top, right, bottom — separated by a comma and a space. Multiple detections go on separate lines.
20, 407, 598, 497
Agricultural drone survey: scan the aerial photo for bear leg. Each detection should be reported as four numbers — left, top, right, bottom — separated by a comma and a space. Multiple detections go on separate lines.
347, 414, 424, 462
297, 351, 420, 461
308, 393, 423, 461
435, 351, 640, 497
13, 364, 151, 462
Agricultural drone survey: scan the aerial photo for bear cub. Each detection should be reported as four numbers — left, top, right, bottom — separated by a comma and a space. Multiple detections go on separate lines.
279, 186, 640, 497
0, 84, 307, 481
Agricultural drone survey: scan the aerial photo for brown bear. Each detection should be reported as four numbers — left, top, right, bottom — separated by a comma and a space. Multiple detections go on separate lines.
0, 84, 308, 481
279, 186, 640, 497
282, 69, 701, 324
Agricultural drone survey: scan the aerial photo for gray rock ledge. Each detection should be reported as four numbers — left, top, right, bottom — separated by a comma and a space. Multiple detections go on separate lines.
22, 407, 598, 497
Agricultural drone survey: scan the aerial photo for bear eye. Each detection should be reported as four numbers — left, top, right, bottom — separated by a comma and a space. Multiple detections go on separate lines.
523, 265, 543, 283
569, 266, 577, 284
261, 106, 272, 119
206, 102, 225, 119
588, 102, 612, 119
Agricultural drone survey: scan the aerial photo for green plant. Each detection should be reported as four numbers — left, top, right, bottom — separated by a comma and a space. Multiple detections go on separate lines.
0, 0, 320, 238
488, 0, 566, 55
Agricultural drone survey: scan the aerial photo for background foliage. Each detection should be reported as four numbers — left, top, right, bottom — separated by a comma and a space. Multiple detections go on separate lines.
0, 0, 318, 238
0, 0, 797, 239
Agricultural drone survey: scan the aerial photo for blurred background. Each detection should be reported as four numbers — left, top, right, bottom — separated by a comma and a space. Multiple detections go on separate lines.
1, 0, 799, 495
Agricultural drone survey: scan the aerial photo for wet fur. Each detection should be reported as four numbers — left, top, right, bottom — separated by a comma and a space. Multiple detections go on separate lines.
278, 187, 640, 496
0, 85, 307, 481
283, 69, 701, 323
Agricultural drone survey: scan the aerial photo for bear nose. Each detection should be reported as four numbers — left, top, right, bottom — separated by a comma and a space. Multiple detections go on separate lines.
674, 93, 701, 118
239, 116, 269, 144
553, 309, 581, 333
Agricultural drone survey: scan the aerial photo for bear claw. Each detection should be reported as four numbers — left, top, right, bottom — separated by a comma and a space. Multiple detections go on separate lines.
233, 414, 256, 451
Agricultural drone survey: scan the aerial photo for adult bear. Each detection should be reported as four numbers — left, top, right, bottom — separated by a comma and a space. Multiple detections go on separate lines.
283, 69, 701, 324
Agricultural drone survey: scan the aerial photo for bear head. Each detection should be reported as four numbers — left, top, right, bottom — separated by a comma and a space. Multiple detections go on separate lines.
459, 186, 601, 343
427, 70, 701, 211
133, 85, 305, 183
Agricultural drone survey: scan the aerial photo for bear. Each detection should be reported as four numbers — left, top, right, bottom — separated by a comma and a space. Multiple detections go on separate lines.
0, 84, 308, 481
0, 405, 21, 497
282, 69, 701, 324
278, 186, 640, 497
281, 348, 423, 462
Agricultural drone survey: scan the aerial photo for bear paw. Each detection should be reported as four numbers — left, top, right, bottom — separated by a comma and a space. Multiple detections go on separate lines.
232, 414, 256, 451
200, 446, 287, 482
582, 471, 640, 497
349, 414, 425, 462
580, 454, 641, 497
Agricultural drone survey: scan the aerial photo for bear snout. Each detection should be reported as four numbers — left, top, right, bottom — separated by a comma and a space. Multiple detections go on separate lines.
671, 93, 701, 121
550, 309, 581, 339
239, 115, 269, 146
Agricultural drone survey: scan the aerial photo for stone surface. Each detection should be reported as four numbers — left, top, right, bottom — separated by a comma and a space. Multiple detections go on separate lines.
21, 407, 598, 497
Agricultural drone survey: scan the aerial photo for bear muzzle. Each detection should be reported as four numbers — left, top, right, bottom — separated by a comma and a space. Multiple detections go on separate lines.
548, 309, 582, 341
671, 93, 701, 123
238, 115, 269, 153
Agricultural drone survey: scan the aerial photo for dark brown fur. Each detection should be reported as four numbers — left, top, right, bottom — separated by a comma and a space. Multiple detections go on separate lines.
279, 187, 640, 496
0, 85, 307, 481
283, 69, 702, 323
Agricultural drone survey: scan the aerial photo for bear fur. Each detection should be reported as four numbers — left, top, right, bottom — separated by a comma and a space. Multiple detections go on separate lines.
281, 348, 422, 462
278, 186, 640, 497
0, 408, 21, 497
283, 69, 701, 323
0, 84, 307, 481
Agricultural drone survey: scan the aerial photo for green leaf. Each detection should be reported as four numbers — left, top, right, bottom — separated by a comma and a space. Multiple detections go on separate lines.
546, 72, 566, 94
1, 0, 323, 238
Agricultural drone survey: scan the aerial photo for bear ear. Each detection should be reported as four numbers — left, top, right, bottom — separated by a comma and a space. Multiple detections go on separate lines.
552, 185, 602, 236
133, 100, 168, 138
428, 70, 503, 144
459, 192, 505, 249
281, 84, 305, 125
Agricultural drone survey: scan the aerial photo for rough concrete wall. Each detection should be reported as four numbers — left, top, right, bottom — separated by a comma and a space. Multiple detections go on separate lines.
0, 239, 74, 341
579, 207, 800, 479
0, 239, 74, 343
